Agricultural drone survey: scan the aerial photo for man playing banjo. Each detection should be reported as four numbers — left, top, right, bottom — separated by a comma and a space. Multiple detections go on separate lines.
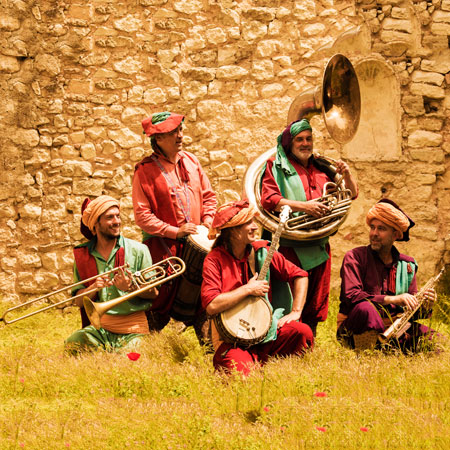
201, 200, 313, 376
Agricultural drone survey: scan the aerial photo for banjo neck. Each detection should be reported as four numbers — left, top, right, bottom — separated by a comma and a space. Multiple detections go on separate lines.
256, 205, 291, 281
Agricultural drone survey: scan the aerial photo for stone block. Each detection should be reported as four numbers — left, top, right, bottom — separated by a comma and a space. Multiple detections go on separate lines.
303, 23, 326, 36
411, 71, 444, 85
243, 7, 276, 22
197, 100, 224, 119
113, 57, 142, 75
241, 21, 267, 43
432, 11, 450, 23
41, 253, 59, 271
59, 145, 79, 159
143, 88, 168, 105
35, 54, 60, 76
217, 65, 249, 80
408, 130, 443, 147
0, 16, 20, 31
19, 204, 42, 219
79, 53, 110, 66
113, 15, 142, 33
0, 55, 20, 73
401, 95, 425, 116
173, 0, 202, 14
181, 81, 207, 102
206, 28, 227, 45
11, 129, 39, 147
68, 79, 93, 95
410, 82, 445, 99
108, 128, 142, 148
61, 161, 93, 177
213, 161, 234, 177
380, 30, 412, 43
251, 60, 274, 80
85, 127, 107, 140
293, 0, 317, 20
255, 40, 282, 57
157, 48, 180, 66
382, 18, 413, 33
72, 179, 104, 196
409, 148, 444, 162
20, 253, 42, 269
81, 144, 96, 160
260, 83, 284, 98
68, 4, 93, 20
1, 257, 17, 272
421, 53, 450, 74
430, 22, 450, 35
218, 46, 237, 65
182, 68, 216, 82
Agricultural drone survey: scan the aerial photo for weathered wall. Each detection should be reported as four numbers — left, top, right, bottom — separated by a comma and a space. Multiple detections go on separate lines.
0, 0, 448, 303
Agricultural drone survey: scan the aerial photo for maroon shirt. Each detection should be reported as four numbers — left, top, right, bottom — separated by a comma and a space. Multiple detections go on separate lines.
201, 240, 307, 309
261, 156, 332, 212
339, 245, 417, 317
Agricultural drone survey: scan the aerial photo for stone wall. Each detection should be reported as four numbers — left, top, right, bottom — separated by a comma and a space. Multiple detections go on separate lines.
0, 0, 448, 303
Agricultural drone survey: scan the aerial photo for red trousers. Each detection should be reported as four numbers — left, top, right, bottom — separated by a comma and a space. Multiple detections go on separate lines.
213, 322, 314, 376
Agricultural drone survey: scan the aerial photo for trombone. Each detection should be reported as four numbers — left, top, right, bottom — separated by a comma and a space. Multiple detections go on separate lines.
0, 264, 130, 325
83, 256, 185, 329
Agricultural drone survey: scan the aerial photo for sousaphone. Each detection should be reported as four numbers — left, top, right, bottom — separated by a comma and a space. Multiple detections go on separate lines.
244, 54, 361, 241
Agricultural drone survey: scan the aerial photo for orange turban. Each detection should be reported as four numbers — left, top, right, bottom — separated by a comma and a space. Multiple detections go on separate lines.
208, 200, 257, 240
366, 200, 411, 240
81, 195, 120, 234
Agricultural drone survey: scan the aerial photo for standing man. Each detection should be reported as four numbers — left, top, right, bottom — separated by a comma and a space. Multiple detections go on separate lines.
133, 111, 217, 336
201, 200, 313, 376
337, 199, 436, 352
260, 118, 358, 335
65, 195, 158, 353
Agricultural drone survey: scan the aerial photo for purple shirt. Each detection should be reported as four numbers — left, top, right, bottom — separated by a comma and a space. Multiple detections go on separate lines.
339, 245, 417, 316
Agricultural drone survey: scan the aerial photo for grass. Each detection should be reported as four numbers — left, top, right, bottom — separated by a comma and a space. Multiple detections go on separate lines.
0, 294, 449, 450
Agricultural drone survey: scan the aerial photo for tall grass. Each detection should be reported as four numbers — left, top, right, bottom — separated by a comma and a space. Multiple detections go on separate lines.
1, 294, 449, 450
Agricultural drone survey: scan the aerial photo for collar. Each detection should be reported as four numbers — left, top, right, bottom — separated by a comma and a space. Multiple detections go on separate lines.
369, 244, 400, 267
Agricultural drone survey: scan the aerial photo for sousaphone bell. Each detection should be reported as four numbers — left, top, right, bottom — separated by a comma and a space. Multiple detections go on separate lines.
244, 54, 361, 241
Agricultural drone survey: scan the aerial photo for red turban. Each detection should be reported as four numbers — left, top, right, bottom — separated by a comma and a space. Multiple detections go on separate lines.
142, 111, 184, 137
208, 200, 257, 240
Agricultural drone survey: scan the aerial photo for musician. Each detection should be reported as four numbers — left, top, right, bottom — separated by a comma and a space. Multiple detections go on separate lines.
132, 111, 217, 337
260, 118, 358, 336
201, 200, 314, 376
65, 195, 158, 353
337, 199, 437, 352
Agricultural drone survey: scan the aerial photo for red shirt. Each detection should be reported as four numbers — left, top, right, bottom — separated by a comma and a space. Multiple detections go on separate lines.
201, 241, 307, 309
260, 156, 332, 212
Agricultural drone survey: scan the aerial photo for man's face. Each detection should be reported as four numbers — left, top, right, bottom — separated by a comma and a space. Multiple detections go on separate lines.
368, 218, 401, 253
95, 206, 121, 240
291, 129, 313, 166
155, 125, 183, 155
232, 220, 259, 245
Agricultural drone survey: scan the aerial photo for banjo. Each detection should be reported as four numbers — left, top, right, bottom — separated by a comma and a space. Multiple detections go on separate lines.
214, 205, 292, 347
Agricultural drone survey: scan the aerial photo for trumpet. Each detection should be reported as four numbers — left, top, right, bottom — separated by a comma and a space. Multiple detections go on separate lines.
83, 256, 185, 329
0, 264, 130, 325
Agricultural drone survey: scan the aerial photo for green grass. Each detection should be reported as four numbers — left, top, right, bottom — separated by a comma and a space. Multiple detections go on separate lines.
1, 295, 449, 450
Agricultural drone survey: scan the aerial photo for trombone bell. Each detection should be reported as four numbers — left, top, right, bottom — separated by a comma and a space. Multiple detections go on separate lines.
83, 256, 186, 330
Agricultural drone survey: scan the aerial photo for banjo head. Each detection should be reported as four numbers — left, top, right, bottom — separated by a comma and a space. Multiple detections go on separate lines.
216, 296, 272, 347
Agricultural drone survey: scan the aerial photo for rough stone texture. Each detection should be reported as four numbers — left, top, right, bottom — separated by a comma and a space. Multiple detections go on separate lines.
0, 0, 448, 303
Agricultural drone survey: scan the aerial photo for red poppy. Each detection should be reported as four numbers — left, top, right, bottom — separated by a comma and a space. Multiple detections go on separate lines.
263, 406, 270, 412
360, 427, 369, 432
127, 352, 141, 361
316, 426, 326, 432
314, 392, 327, 397
280, 426, 286, 432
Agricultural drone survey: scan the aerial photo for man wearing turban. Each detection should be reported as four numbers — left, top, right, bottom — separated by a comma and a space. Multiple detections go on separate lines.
133, 111, 217, 340
260, 119, 358, 336
65, 195, 157, 353
201, 200, 313, 376
337, 199, 437, 351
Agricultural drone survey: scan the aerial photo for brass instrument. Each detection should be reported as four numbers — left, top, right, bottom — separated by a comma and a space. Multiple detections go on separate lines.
0, 264, 130, 325
83, 256, 185, 329
380, 267, 445, 342
244, 54, 361, 241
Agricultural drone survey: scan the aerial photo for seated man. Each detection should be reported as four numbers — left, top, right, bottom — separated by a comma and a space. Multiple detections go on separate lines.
65, 195, 158, 353
201, 200, 314, 376
337, 199, 436, 352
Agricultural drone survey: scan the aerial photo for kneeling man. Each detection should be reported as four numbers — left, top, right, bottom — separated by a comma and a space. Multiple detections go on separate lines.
201, 200, 314, 376
337, 199, 436, 352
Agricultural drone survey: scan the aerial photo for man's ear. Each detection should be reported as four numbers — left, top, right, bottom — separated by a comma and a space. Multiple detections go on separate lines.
393, 229, 402, 241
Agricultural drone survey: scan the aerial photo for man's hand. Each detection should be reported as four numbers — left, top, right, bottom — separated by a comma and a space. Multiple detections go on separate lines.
388, 293, 419, 310
297, 200, 330, 218
277, 310, 301, 329
421, 288, 436, 310
176, 223, 198, 238
113, 267, 134, 292
245, 273, 269, 297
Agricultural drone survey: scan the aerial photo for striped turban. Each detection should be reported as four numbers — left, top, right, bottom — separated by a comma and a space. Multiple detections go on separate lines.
366, 199, 414, 242
208, 200, 257, 240
81, 195, 120, 239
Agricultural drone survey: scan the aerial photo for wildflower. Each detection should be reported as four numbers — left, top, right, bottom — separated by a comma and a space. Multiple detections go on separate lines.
280, 426, 286, 432
19, 444, 25, 448
314, 391, 327, 397
360, 427, 369, 432
127, 352, 141, 361
263, 406, 270, 412
315, 426, 326, 432
65, 444, 70, 448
